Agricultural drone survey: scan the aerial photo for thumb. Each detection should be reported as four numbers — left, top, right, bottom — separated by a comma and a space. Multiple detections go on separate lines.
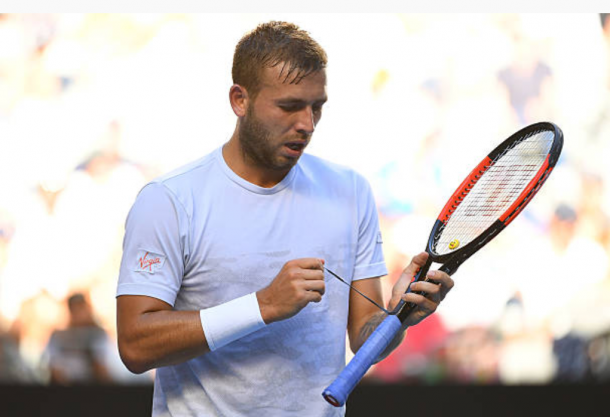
390, 252, 431, 305
402, 252, 430, 278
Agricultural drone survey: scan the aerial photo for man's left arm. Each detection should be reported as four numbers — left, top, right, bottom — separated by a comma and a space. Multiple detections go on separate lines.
347, 252, 454, 361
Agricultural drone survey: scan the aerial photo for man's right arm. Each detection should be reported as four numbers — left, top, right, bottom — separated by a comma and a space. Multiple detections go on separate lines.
117, 258, 325, 374
117, 295, 209, 374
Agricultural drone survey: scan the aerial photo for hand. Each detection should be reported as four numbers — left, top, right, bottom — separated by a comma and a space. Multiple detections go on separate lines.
256, 258, 325, 324
388, 252, 454, 327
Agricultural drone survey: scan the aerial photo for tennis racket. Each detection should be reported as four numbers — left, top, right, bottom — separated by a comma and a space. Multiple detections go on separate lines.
323, 121, 564, 407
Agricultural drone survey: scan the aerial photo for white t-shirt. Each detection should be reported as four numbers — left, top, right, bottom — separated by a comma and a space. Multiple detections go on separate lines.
117, 146, 387, 417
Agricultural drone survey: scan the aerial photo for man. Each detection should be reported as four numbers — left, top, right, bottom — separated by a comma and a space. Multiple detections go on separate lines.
117, 21, 453, 416
46, 293, 111, 384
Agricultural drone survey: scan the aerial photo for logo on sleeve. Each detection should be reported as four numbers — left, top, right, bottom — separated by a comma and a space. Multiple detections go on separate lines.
136, 251, 166, 273
376, 231, 383, 244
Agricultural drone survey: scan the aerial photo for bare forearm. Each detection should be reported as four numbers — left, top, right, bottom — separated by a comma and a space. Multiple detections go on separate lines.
118, 258, 325, 374
118, 310, 209, 373
353, 312, 407, 363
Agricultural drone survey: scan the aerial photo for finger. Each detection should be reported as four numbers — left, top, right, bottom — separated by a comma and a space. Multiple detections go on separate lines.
291, 258, 325, 271
401, 292, 437, 313
300, 268, 325, 281
303, 280, 325, 295
426, 270, 453, 286
305, 291, 323, 303
401, 252, 430, 278
302, 281, 325, 303
426, 270, 454, 298
409, 280, 441, 298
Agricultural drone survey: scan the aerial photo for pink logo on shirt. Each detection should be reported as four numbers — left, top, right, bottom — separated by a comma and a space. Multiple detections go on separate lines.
136, 251, 165, 273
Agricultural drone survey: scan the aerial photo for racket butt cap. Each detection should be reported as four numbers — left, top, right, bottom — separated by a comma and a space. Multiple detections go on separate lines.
322, 391, 342, 407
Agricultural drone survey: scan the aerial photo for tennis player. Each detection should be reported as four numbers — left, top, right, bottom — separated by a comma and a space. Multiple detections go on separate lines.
117, 21, 454, 417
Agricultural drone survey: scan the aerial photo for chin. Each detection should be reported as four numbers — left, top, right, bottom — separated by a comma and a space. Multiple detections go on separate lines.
272, 157, 299, 171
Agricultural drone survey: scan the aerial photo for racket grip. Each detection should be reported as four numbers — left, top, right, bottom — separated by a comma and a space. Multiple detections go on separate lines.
322, 314, 402, 407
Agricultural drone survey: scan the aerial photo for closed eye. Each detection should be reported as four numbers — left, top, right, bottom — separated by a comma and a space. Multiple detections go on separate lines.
279, 104, 302, 113
277, 98, 327, 114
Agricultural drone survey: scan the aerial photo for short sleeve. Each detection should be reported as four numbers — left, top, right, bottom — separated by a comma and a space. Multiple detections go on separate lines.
116, 182, 188, 306
353, 175, 388, 281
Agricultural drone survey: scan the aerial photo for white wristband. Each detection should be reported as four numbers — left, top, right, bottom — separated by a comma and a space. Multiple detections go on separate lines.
199, 292, 266, 351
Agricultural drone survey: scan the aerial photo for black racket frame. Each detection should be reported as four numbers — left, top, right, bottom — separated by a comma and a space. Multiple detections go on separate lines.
394, 121, 563, 322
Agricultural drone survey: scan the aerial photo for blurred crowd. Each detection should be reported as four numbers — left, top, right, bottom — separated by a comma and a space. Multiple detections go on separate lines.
1, 13, 610, 386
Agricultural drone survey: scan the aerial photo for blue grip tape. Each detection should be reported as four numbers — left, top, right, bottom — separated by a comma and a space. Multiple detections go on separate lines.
322, 315, 402, 407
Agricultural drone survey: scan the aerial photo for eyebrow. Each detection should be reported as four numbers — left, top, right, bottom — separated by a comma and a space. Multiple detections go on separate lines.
275, 97, 328, 105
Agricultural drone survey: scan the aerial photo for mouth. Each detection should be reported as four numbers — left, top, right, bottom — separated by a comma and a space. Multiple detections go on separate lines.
282, 141, 307, 157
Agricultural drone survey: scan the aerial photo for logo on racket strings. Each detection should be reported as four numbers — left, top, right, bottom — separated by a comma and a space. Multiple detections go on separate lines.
449, 239, 460, 250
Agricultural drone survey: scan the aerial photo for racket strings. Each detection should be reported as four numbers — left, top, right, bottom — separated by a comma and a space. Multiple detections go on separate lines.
324, 267, 390, 314
433, 130, 555, 255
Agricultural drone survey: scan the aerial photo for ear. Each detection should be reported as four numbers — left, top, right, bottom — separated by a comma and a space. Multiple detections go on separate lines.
229, 84, 249, 117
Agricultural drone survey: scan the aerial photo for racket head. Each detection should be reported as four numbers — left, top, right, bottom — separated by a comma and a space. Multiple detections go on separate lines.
427, 121, 563, 265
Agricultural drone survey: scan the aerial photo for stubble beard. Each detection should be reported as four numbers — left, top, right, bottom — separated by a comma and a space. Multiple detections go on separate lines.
238, 107, 297, 172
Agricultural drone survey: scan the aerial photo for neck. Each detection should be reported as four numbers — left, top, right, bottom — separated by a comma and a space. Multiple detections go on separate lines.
223, 130, 289, 188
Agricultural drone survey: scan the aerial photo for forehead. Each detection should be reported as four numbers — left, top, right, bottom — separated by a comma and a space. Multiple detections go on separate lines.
256, 64, 327, 101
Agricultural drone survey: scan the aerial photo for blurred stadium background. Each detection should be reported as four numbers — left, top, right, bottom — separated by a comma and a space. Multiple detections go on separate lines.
1, 12, 610, 416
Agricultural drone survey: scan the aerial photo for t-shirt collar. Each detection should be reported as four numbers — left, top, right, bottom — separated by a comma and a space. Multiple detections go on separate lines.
214, 146, 298, 195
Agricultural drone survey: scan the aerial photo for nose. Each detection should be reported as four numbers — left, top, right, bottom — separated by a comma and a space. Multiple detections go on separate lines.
295, 107, 316, 135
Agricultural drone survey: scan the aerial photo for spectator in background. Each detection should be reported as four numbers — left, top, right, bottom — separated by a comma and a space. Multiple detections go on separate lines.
0, 330, 39, 383
602, 14, 610, 78
582, 14, 610, 180
497, 27, 554, 125
588, 331, 610, 382
44, 293, 111, 384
